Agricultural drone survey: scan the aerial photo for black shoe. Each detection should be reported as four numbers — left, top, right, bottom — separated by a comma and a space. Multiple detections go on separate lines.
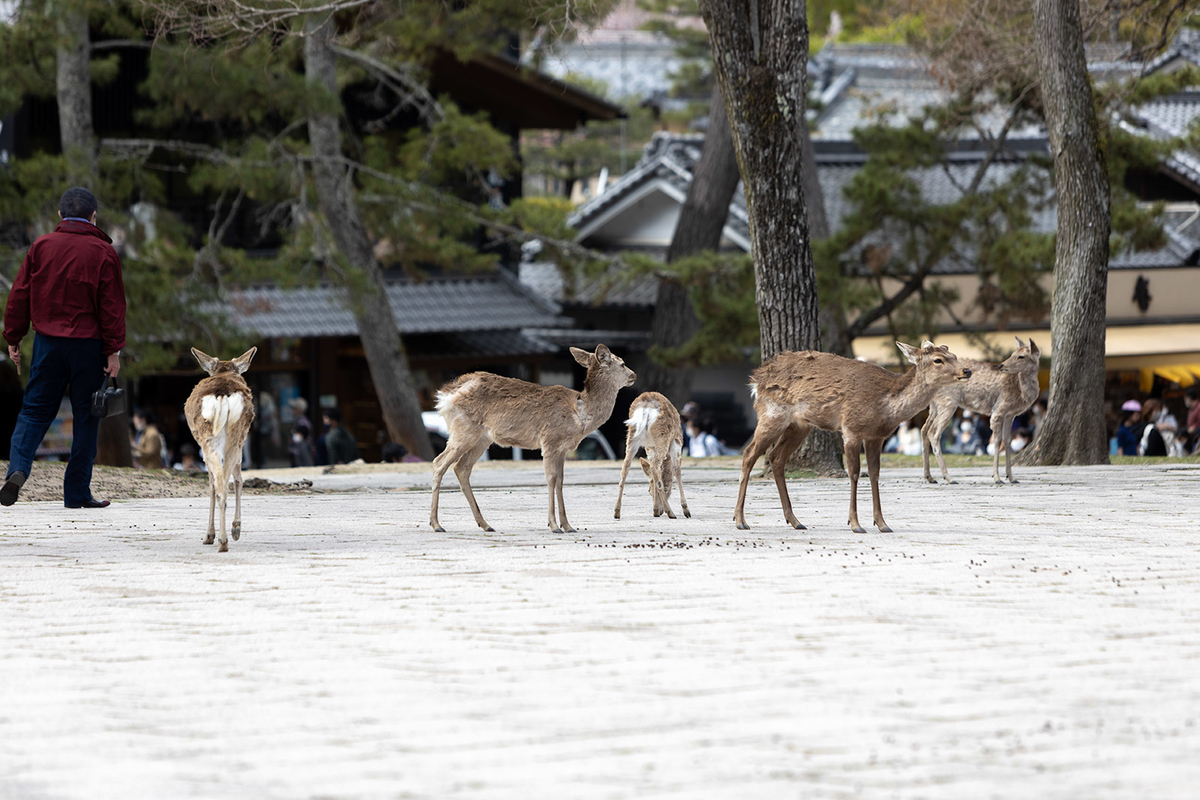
1, 472, 26, 507
66, 498, 110, 509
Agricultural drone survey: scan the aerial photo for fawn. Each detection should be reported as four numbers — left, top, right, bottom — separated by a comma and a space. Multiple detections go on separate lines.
614, 391, 689, 520
921, 337, 1041, 485
184, 347, 256, 552
430, 344, 636, 533
734, 341, 971, 533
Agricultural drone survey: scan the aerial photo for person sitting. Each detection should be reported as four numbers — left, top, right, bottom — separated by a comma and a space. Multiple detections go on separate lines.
131, 409, 165, 470
173, 442, 206, 472
322, 407, 359, 465
1115, 401, 1142, 456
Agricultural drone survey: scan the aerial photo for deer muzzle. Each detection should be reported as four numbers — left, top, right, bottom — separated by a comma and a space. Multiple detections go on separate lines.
957, 367, 972, 381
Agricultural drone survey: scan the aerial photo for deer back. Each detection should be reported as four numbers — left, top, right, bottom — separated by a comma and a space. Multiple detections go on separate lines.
751, 345, 968, 439
185, 372, 255, 442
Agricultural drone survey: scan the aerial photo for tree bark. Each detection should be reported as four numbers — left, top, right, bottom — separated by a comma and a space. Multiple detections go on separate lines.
699, 0, 841, 475
641, 82, 741, 408
304, 15, 434, 461
56, 5, 94, 181
1019, 0, 1111, 466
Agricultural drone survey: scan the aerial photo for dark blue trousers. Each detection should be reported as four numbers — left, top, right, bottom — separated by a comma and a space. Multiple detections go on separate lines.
7, 333, 105, 506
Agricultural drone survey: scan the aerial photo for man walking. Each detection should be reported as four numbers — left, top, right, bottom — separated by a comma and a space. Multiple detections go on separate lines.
2, 187, 126, 508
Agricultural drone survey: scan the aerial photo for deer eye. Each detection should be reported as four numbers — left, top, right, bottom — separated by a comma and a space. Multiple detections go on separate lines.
934, 358, 943, 364
1017, 355, 1025, 359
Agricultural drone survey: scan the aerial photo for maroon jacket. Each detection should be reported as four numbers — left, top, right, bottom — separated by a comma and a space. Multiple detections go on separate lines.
4, 220, 127, 356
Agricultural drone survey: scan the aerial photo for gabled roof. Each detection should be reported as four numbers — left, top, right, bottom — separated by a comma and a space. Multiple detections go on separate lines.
568, 132, 750, 250
224, 271, 568, 339
1144, 28, 1200, 76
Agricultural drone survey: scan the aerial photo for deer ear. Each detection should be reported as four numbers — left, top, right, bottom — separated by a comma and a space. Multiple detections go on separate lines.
895, 342, 919, 364
1028, 338, 1040, 358
191, 347, 219, 374
570, 347, 593, 368
1015, 336, 1025, 349
595, 343, 613, 362
233, 346, 257, 374
921, 339, 936, 349
639, 457, 651, 475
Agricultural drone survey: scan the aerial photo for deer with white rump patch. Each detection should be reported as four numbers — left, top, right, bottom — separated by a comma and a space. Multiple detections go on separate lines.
734, 341, 971, 533
184, 347, 256, 552
614, 391, 689, 520
430, 344, 636, 533
921, 337, 1041, 485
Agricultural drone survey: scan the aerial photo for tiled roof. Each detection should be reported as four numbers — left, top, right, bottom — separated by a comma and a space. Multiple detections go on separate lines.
224, 272, 567, 339
524, 328, 652, 352
408, 330, 559, 360
568, 132, 750, 249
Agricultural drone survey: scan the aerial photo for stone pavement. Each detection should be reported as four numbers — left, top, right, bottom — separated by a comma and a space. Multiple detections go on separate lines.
1, 459, 1199, 799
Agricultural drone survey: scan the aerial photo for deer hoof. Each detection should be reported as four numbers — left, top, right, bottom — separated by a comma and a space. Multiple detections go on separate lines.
736, 522, 751, 531
666, 511, 676, 519
231, 525, 241, 541
877, 525, 893, 533
851, 525, 867, 534
432, 525, 445, 533
791, 521, 807, 530
945, 479, 957, 485
614, 511, 621, 519
1009, 478, 1020, 485
923, 476, 937, 484
217, 541, 228, 553
484, 526, 495, 532
563, 525, 576, 533
551, 527, 563, 534
202, 535, 214, 545
683, 509, 691, 518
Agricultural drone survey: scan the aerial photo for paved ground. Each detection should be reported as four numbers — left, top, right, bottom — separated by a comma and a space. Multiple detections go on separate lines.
2, 459, 1199, 799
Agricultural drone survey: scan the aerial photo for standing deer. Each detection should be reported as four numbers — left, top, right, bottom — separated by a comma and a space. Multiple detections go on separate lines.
921, 337, 1041, 485
184, 347, 257, 552
430, 344, 636, 533
614, 392, 689, 520
734, 341, 971, 533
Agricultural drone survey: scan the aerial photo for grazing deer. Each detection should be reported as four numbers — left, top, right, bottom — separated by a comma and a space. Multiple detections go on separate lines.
184, 347, 257, 552
921, 337, 1041, 485
734, 341, 971, 533
430, 344, 636, 533
614, 392, 689, 520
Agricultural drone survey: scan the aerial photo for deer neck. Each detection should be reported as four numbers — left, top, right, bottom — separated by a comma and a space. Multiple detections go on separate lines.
883, 368, 942, 425
577, 372, 623, 431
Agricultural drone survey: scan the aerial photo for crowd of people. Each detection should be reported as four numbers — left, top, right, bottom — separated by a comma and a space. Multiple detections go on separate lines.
1113, 386, 1200, 457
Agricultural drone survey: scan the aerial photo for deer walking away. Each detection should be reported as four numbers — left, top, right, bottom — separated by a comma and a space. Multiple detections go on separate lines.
734, 341, 971, 533
430, 344, 636, 534
184, 347, 256, 552
614, 391, 689, 520
922, 337, 1041, 485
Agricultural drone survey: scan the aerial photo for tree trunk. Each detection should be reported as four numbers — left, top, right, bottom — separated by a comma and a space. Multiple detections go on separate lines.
304, 15, 434, 461
56, 5, 94, 181
56, 4, 130, 467
792, 120, 844, 475
1019, 0, 1111, 466
700, 0, 841, 475
641, 82, 741, 408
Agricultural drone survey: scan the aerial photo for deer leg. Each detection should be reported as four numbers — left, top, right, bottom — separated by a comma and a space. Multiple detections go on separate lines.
614, 435, 637, 519
767, 424, 811, 530
453, 439, 495, 531
734, 414, 788, 530
864, 439, 891, 533
230, 454, 243, 541
430, 433, 482, 532
923, 403, 956, 484
992, 413, 1017, 484
674, 450, 690, 519
217, 483, 229, 553
203, 473, 217, 545
543, 452, 570, 533
844, 437, 866, 533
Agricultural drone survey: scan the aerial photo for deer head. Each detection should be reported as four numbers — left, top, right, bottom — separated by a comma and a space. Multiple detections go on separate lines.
896, 340, 971, 385
998, 337, 1040, 374
571, 343, 636, 390
191, 346, 257, 377
639, 456, 674, 516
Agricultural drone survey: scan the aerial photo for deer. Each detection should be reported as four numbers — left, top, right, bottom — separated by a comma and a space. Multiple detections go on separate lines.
614, 392, 690, 520
734, 341, 971, 533
921, 336, 1041, 485
184, 347, 257, 552
430, 344, 636, 534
